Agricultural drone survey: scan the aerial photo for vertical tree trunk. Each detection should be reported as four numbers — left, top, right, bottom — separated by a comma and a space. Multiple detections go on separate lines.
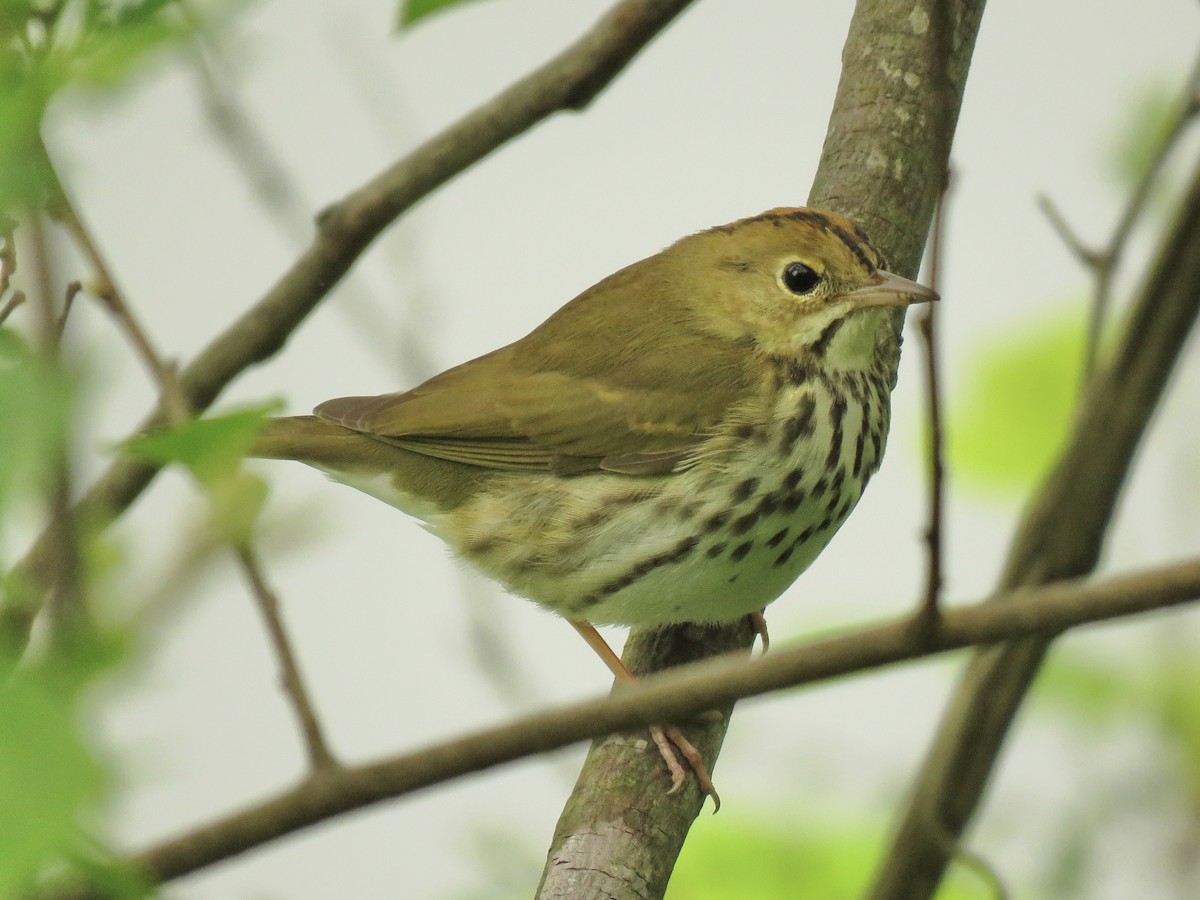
537, 2, 986, 896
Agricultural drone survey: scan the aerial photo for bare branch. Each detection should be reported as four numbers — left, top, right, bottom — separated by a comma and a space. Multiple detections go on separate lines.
236, 546, 338, 771
0, 219, 16, 298
916, 177, 951, 624
1039, 49, 1200, 381
22, 213, 85, 650
55, 280, 80, 349
110, 559, 1200, 888
50, 179, 191, 425
0, 290, 25, 326
1035, 194, 1102, 269
1, 0, 701, 655
869, 148, 1200, 900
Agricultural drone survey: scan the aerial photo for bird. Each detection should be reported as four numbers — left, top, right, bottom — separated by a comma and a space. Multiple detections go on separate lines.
253, 206, 937, 801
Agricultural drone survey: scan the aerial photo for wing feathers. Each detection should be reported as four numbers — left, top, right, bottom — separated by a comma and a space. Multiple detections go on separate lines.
314, 265, 752, 476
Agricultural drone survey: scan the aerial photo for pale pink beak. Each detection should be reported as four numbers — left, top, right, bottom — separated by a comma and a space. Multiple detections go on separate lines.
845, 270, 939, 308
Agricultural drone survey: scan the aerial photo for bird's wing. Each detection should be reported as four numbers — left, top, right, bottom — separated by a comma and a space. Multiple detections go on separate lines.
315, 264, 754, 476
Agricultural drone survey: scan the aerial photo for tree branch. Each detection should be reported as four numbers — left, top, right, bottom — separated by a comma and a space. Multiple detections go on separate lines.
236, 546, 338, 772
917, 179, 951, 622
869, 150, 1200, 898
23, 212, 86, 650
537, 1, 986, 896
0, 0, 700, 658
1038, 49, 1200, 382
98, 559, 1200, 889
52, 175, 191, 425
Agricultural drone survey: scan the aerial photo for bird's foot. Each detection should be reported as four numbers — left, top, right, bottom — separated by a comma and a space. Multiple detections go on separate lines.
651, 723, 720, 812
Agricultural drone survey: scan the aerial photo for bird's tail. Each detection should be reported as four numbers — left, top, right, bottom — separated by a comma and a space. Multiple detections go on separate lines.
252, 416, 486, 512
252, 415, 385, 469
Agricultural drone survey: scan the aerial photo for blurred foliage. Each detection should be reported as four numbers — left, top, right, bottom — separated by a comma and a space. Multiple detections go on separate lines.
943, 71, 1193, 499
122, 403, 279, 545
943, 307, 1084, 496
1105, 80, 1179, 191
667, 813, 983, 899
0, 626, 153, 898
458, 811, 991, 899
0, 327, 74, 524
122, 404, 276, 484
0, 0, 195, 215
0, 324, 146, 895
0, 656, 105, 897
396, 0, 491, 29
1038, 647, 1200, 803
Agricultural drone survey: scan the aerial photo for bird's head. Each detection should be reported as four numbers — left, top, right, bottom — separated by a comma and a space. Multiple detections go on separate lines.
672, 207, 938, 367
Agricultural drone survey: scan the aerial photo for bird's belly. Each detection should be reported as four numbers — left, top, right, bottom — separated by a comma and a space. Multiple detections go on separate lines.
441, 381, 885, 627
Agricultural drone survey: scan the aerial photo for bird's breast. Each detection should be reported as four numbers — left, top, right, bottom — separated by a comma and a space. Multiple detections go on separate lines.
435, 365, 893, 628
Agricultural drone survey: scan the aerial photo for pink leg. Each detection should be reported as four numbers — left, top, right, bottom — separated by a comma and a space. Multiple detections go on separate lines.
749, 610, 770, 654
569, 619, 720, 809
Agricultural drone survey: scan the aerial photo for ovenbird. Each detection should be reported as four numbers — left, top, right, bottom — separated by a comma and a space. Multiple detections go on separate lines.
254, 207, 936, 796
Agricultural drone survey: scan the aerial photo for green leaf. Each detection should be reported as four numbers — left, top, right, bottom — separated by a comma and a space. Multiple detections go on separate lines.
68, 4, 193, 90
0, 329, 75, 511
396, 0, 491, 29
668, 814, 981, 899
0, 0, 198, 213
944, 306, 1085, 495
122, 404, 279, 545
122, 403, 280, 485
0, 671, 106, 897
0, 70, 54, 211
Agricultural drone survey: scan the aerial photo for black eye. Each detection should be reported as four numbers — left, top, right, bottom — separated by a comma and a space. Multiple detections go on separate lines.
782, 261, 821, 295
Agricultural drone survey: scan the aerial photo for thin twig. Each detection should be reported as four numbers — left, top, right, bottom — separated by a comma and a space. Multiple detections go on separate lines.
916, 174, 950, 624
1035, 195, 1103, 269
182, 20, 312, 238
24, 213, 85, 648
40, 155, 337, 767
0, 290, 25, 326
920, 802, 1009, 900
116, 559, 1200, 886
0, 219, 16, 297
236, 546, 338, 771
51, 188, 191, 425
46, 164, 337, 769
55, 280, 80, 349
1039, 49, 1200, 382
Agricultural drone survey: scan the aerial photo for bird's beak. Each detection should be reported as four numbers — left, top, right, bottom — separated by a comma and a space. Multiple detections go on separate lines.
844, 270, 939, 309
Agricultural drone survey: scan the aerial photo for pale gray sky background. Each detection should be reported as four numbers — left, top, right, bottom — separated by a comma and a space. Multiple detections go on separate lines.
38, 0, 1200, 896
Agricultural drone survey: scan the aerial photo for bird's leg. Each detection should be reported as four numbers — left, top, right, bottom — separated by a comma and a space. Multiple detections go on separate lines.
749, 610, 770, 654
568, 619, 719, 808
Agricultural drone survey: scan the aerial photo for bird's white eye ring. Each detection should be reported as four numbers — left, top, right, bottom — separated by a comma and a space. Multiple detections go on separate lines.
781, 261, 822, 295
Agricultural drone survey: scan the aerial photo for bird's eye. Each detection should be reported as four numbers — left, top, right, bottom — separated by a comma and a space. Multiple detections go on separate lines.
781, 261, 821, 295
